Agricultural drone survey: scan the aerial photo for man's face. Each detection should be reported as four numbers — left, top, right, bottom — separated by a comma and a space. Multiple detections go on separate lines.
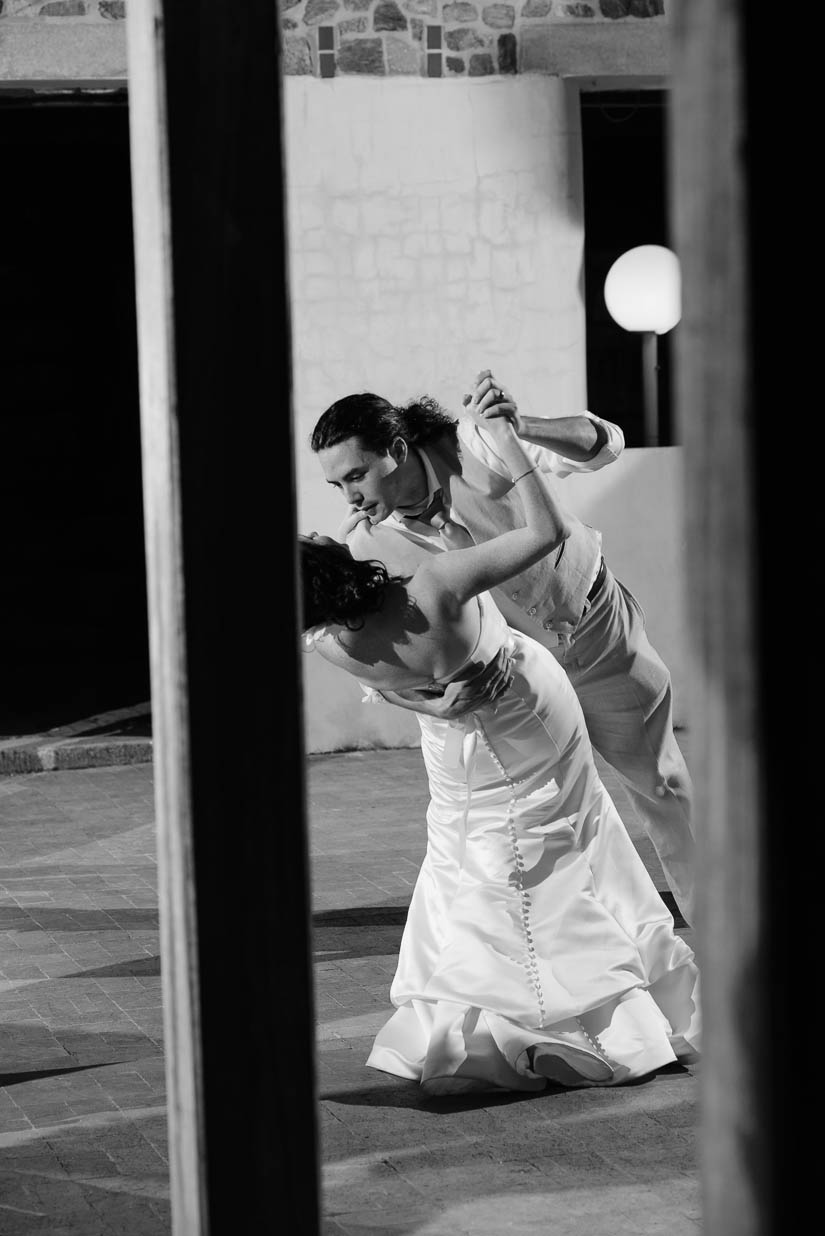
317, 437, 404, 525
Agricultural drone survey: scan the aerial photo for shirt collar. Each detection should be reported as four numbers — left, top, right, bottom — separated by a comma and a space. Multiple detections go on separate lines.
393, 447, 441, 517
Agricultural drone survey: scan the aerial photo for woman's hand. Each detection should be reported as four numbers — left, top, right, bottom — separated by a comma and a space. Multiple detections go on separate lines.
429, 512, 475, 549
337, 506, 370, 541
463, 369, 524, 437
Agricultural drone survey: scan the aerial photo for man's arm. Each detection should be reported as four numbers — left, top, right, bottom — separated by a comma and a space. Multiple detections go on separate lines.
466, 370, 624, 471
516, 413, 607, 461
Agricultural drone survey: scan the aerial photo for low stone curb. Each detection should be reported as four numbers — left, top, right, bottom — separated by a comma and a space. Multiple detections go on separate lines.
0, 703, 153, 776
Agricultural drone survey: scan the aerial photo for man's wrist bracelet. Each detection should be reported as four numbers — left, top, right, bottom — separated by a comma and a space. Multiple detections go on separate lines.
512, 466, 538, 483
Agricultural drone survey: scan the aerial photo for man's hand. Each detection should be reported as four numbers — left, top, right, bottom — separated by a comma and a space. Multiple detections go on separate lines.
386, 646, 514, 720
463, 369, 524, 436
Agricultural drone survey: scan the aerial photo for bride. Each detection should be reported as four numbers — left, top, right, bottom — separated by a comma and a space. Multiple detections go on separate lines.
300, 398, 700, 1095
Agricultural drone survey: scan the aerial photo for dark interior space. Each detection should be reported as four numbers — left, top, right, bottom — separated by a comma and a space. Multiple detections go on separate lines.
581, 89, 674, 447
1, 92, 150, 737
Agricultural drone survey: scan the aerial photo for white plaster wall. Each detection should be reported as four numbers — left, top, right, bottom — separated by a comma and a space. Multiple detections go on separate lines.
282, 74, 688, 753
284, 73, 589, 539
557, 445, 688, 719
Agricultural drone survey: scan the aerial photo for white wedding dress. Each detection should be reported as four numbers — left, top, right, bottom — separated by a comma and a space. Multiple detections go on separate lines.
365, 593, 701, 1092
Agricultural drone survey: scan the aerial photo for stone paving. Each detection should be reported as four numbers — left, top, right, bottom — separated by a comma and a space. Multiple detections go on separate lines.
0, 741, 700, 1236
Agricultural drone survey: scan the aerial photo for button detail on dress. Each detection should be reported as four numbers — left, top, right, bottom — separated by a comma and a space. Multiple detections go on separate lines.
511, 590, 520, 598
528, 606, 537, 616
542, 620, 553, 631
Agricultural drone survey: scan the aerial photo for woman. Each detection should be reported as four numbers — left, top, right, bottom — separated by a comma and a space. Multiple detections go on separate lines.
301, 396, 700, 1096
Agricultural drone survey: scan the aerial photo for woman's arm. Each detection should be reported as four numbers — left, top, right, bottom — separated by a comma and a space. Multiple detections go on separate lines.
422, 388, 571, 608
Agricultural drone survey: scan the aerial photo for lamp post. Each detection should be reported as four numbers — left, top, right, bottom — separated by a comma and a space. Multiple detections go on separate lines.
603, 244, 682, 447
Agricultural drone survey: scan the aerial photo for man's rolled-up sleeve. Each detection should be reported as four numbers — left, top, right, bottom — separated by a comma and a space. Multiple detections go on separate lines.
460, 411, 624, 484
532, 410, 625, 478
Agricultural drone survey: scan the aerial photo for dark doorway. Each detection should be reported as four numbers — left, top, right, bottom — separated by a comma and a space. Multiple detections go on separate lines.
581, 89, 674, 447
0, 92, 149, 736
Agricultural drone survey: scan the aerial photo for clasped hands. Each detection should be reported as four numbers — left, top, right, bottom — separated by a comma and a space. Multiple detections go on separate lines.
462, 368, 523, 437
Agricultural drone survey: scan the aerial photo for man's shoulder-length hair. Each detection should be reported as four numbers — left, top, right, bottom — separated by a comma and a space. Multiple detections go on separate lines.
310, 392, 459, 455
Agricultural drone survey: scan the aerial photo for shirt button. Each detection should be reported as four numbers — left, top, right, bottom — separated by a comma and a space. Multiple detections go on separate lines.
511, 590, 520, 599
543, 620, 553, 630
528, 606, 537, 616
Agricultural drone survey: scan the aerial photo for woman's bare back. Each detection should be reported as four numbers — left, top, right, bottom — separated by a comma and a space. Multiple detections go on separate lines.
314, 565, 484, 692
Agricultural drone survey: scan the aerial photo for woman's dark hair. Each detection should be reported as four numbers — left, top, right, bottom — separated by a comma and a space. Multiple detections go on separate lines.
300, 539, 395, 631
310, 392, 458, 455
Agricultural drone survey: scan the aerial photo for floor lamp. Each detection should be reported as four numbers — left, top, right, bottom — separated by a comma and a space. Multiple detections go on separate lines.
604, 244, 682, 447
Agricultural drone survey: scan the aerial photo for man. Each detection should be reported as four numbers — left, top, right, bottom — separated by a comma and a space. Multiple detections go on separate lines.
310, 372, 696, 924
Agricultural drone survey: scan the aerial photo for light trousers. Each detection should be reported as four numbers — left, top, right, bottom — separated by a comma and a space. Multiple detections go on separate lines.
553, 566, 696, 925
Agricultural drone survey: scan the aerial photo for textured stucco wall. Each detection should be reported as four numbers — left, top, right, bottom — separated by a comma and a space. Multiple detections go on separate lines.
287, 73, 587, 751
286, 73, 588, 537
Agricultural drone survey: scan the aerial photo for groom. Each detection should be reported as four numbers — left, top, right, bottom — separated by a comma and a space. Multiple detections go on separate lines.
309, 372, 696, 925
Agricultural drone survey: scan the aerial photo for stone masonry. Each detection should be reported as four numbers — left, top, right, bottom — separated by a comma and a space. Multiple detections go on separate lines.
0, 2, 667, 78
282, 0, 666, 78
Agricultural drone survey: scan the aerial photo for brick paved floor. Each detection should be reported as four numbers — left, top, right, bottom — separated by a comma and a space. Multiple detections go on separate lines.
0, 740, 700, 1236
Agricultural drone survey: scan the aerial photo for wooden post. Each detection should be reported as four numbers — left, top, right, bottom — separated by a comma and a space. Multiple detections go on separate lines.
125, 5, 318, 1233
670, 4, 814, 1233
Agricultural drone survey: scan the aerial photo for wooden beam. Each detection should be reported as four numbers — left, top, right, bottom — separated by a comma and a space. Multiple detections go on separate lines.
125, 6, 318, 1233
670, 4, 815, 1233
669, 5, 763, 1232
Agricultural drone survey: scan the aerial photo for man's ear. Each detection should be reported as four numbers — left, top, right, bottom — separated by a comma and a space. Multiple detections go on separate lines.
390, 436, 408, 465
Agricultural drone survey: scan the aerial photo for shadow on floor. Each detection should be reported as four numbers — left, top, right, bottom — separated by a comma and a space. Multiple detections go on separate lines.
322, 1061, 692, 1113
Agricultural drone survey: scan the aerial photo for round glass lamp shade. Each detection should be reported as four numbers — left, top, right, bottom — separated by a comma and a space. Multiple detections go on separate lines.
603, 245, 682, 334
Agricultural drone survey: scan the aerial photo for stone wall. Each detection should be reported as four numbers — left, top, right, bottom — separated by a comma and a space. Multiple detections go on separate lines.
280, 0, 666, 78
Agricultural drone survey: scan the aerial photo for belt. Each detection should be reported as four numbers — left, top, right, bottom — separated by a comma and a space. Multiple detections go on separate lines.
586, 556, 607, 603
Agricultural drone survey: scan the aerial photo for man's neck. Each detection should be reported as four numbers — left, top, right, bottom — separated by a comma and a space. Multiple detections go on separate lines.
394, 448, 431, 509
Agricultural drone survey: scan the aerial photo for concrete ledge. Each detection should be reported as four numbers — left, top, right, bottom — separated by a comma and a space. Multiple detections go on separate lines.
0, 17, 128, 82
520, 20, 669, 77
0, 702, 152, 776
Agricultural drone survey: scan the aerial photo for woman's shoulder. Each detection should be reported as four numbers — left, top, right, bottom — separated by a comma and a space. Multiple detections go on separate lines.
349, 519, 440, 575
408, 555, 465, 624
